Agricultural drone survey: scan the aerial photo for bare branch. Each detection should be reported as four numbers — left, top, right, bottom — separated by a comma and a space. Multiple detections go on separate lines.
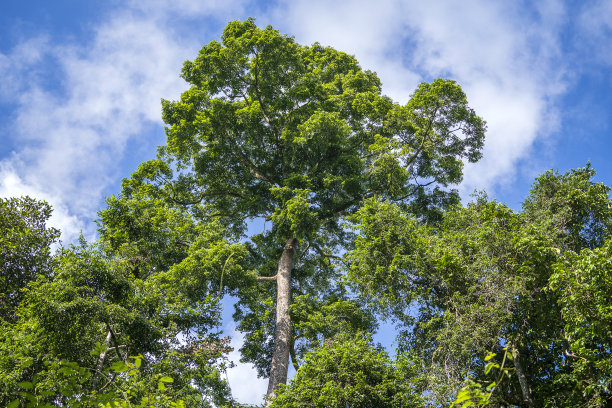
104, 321, 126, 364
168, 190, 244, 206
256, 275, 278, 282
564, 349, 588, 361
290, 337, 300, 372
92, 331, 112, 389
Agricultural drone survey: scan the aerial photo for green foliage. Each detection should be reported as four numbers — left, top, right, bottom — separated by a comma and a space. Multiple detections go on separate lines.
349, 197, 534, 404
0, 197, 59, 322
10, 354, 185, 407
452, 349, 513, 408
290, 296, 377, 357
523, 164, 612, 251
348, 166, 612, 406
550, 239, 612, 406
1, 208, 235, 406
269, 333, 424, 407
158, 17, 485, 237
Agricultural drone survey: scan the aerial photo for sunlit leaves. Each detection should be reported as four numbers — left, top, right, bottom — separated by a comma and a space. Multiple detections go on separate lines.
0, 197, 59, 322
269, 333, 424, 408
551, 240, 612, 405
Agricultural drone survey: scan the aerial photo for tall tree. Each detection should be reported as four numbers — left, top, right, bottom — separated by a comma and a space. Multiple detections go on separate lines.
117, 18, 485, 399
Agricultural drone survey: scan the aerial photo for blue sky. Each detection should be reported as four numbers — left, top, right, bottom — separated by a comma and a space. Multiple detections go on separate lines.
2, 0, 612, 403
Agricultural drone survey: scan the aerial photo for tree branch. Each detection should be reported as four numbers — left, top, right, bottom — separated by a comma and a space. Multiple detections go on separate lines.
168, 190, 244, 206
311, 242, 343, 261
510, 344, 534, 408
252, 52, 273, 126
324, 193, 373, 219
403, 105, 439, 169
564, 349, 588, 361
222, 128, 278, 185
256, 275, 278, 282
104, 321, 126, 364
92, 330, 112, 389
290, 337, 300, 372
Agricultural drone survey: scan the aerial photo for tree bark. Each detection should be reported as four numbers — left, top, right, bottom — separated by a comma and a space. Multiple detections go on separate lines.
266, 237, 298, 402
511, 345, 534, 408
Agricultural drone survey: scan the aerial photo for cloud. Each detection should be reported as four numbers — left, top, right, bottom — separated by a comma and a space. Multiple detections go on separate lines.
0, 12, 199, 241
126, 0, 249, 19
0, 36, 50, 102
225, 324, 268, 405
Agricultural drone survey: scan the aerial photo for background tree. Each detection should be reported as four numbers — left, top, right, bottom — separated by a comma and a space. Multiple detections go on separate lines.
348, 165, 612, 407
0, 193, 238, 406
0, 197, 59, 322
270, 332, 424, 408
550, 239, 612, 406
125, 18, 485, 399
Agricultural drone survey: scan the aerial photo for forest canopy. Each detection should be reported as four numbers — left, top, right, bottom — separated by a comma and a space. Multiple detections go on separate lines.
0, 19, 611, 408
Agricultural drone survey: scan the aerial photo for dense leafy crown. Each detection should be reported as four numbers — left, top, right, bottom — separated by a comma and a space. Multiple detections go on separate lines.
157, 18, 485, 240
348, 166, 612, 407
0, 197, 59, 322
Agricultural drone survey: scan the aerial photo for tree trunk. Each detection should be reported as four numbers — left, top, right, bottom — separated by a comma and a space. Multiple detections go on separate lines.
266, 237, 298, 402
92, 330, 112, 389
511, 345, 534, 408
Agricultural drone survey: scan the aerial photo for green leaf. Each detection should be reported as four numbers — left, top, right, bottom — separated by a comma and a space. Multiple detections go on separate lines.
18, 381, 34, 389
484, 362, 499, 375
110, 361, 129, 373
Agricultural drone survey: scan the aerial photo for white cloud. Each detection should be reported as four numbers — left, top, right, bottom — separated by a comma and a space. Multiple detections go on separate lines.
225, 325, 268, 405
0, 36, 49, 101
127, 0, 250, 20
0, 12, 199, 241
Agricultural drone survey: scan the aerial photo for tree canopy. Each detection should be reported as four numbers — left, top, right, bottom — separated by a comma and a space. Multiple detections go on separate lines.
348, 165, 612, 407
1, 196, 234, 406
0, 197, 59, 323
